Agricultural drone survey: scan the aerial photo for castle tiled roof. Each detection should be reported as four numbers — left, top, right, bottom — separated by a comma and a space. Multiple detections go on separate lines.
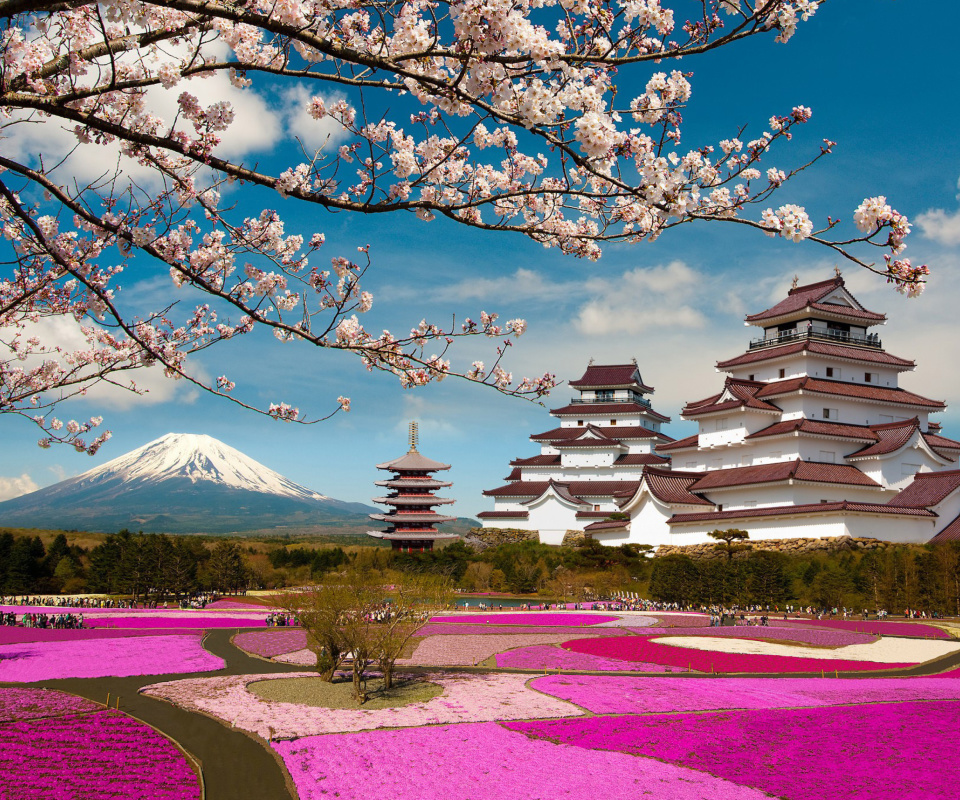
549, 401, 670, 423
755, 376, 945, 409
584, 519, 631, 532
483, 480, 642, 499
846, 419, 921, 459
930, 512, 960, 543
510, 454, 562, 467
642, 468, 712, 506
476, 510, 530, 520
569, 363, 653, 391
925, 431, 960, 453
746, 418, 878, 443
551, 425, 625, 449
530, 425, 671, 443
656, 433, 700, 452
887, 470, 960, 508
717, 339, 915, 370
668, 501, 935, 525
745, 277, 886, 324
682, 379, 782, 417
614, 453, 671, 466
688, 459, 882, 492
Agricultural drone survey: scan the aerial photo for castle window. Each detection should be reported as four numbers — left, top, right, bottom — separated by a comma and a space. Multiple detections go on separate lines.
609, 419, 617, 425
596, 390, 614, 401
778, 368, 786, 379
826, 366, 840, 378
577, 420, 584, 426
822, 408, 838, 420
865, 372, 878, 383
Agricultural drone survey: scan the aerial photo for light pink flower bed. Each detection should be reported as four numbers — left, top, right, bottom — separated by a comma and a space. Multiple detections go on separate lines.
429, 613, 618, 626
403, 633, 613, 666
273, 721, 772, 800
204, 599, 265, 609
506, 701, 960, 800
622, 625, 876, 646
529, 673, 960, 715
274, 649, 315, 666
0, 634, 224, 681
415, 623, 625, 637
233, 629, 307, 657
496, 644, 686, 672
141, 671, 582, 739
783, 618, 952, 639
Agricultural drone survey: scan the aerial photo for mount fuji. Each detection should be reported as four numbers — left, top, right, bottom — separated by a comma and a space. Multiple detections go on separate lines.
0, 433, 380, 535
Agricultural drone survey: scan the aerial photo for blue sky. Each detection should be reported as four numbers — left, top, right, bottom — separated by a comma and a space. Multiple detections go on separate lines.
4, 0, 960, 519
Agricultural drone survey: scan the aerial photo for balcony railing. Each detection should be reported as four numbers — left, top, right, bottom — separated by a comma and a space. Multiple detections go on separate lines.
748, 328, 882, 351
571, 397, 652, 407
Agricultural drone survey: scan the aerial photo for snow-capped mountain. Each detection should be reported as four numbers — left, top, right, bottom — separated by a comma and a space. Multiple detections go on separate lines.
0, 433, 378, 534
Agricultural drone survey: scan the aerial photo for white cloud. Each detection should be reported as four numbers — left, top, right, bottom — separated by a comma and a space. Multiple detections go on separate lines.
574, 261, 709, 335
0, 473, 39, 501
282, 85, 349, 154
916, 208, 960, 247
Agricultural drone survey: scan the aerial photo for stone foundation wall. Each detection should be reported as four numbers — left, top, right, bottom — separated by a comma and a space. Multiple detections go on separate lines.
655, 535, 890, 560
462, 527, 539, 551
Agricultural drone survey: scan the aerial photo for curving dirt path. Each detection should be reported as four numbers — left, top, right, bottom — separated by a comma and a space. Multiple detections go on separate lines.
10, 628, 304, 800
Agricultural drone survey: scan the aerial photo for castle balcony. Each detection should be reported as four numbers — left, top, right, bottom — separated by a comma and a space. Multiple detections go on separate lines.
570, 397, 652, 408
748, 328, 882, 351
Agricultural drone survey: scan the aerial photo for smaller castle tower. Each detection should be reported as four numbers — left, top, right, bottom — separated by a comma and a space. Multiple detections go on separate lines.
367, 422, 458, 552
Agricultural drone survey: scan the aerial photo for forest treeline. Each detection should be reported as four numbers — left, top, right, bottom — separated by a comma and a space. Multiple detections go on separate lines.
1, 528, 958, 614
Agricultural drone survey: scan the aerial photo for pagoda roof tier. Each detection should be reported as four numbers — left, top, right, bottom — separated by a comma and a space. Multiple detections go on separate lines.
656, 433, 700, 453
887, 470, 960, 508
755, 376, 945, 410
687, 459, 883, 492
716, 338, 915, 371
371, 496, 456, 506
744, 277, 886, 327
642, 468, 713, 506
369, 512, 457, 523
668, 501, 935, 526
375, 478, 452, 489
549, 401, 670, 423
376, 451, 451, 472
476, 510, 530, 520
483, 480, 642, 499
367, 530, 460, 540
568, 363, 653, 392
682, 378, 781, 417
530, 424, 672, 444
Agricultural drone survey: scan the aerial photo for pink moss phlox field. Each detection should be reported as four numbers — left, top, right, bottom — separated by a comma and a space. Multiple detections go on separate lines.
0, 709, 200, 800
529, 674, 960, 715
429, 613, 618, 626
506, 700, 960, 800
273, 648, 316, 666
564, 635, 908, 674
0, 688, 100, 722
495, 644, 687, 672
273, 721, 771, 800
0, 627, 199, 645
141, 671, 583, 739
623, 625, 875, 646
233, 629, 307, 657
86, 615, 265, 628
0, 634, 225, 682
416, 623, 625, 637
782, 617, 951, 639
204, 599, 264, 609
405, 633, 614, 666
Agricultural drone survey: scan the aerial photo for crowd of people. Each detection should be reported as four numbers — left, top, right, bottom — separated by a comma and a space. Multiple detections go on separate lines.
0, 595, 136, 609
2, 611, 84, 628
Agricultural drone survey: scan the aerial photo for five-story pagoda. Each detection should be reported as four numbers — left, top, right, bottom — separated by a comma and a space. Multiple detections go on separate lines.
367, 422, 458, 552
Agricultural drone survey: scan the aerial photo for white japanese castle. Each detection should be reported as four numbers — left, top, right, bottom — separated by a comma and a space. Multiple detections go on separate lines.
479, 276, 960, 547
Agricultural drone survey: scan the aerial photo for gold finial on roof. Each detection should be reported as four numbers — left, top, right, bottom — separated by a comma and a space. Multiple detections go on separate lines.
834, 265, 843, 278
790, 275, 799, 290
408, 421, 419, 453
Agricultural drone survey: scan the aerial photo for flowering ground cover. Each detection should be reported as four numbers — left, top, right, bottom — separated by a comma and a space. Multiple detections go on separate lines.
0, 633, 225, 682
592, 614, 660, 628
783, 617, 951, 639
204, 599, 266, 609
656, 634, 960, 663
621, 625, 875, 646
599, 613, 709, 628
563, 635, 910, 673
273, 648, 316, 665
528, 673, 960, 714
233, 628, 307, 657
141, 671, 583, 739
0, 627, 200, 644
273, 720, 773, 800
415, 623, 625, 637
429, 613, 618, 626
0, 708, 200, 800
404, 632, 618, 666
0, 688, 100, 722
506, 700, 960, 800
495, 644, 685, 672
86, 614, 266, 628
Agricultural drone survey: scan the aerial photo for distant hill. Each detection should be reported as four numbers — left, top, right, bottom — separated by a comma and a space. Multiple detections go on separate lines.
0, 433, 386, 535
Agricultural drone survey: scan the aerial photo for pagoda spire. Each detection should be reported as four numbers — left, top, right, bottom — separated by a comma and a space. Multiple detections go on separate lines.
408, 420, 419, 453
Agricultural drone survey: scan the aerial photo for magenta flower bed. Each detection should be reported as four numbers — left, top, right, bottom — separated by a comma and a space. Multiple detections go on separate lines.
0, 627, 197, 645
495, 644, 686, 672
563, 635, 908, 673
529, 674, 960, 715
507, 700, 960, 800
783, 618, 951, 639
86, 615, 265, 628
622, 625, 875, 646
429, 613, 618, 626
0, 688, 100, 722
416, 623, 624, 637
233, 629, 307, 657
274, 720, 772, 800
0, 634, 224, 681
204, 599, 264, 609
0, 709, 200, 800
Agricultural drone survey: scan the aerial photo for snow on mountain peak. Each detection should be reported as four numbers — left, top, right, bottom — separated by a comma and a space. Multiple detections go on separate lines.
73, 432, 329, 501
